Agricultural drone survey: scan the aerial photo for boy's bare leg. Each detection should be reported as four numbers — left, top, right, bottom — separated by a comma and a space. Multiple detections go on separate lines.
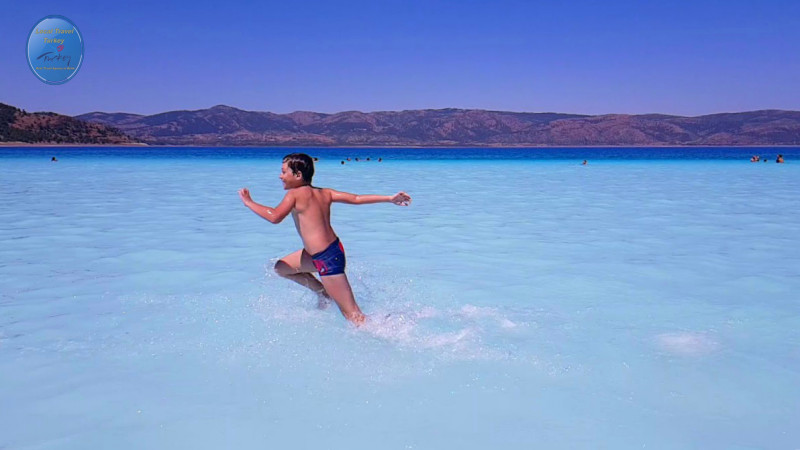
319, 273, 365, 325
274, 249, 331, 308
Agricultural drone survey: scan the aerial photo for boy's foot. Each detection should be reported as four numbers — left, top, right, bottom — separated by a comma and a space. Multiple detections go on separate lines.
316, 293, 332, 310
348, 312, 366, 326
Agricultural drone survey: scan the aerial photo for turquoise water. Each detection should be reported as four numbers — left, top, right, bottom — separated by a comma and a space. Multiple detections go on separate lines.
1, 148, 799, 449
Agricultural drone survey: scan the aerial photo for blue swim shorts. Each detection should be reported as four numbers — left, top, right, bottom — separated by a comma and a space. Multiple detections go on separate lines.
311, 238, 346, 277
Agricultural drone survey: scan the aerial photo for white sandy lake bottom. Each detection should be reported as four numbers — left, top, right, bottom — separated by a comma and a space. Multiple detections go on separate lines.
1, 158, 799, 448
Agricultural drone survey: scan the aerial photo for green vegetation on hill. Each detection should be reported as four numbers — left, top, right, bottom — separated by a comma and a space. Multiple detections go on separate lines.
0, 103, 27, 142
0, 102, 136, 144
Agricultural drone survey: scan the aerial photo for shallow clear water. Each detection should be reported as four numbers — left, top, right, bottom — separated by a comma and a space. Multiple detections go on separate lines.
1, 149, 799, 449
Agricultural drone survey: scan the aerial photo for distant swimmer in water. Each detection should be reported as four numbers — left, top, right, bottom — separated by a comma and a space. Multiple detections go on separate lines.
239, 153, 412, 326
51, 157, 58, 162
378, 158, 382, 162
341, 160, 345, 165
582, 160, 587, 165
777, 154, 784, 163
750, 155, 759, 162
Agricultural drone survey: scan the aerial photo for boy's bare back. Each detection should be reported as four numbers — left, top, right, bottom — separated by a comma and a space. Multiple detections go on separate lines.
249, 182, 410, 255
283, 186, 338, 255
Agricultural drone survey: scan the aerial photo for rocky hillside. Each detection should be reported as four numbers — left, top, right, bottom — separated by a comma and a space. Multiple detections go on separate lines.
0, 103, 136, 145
77, 106, 800, 146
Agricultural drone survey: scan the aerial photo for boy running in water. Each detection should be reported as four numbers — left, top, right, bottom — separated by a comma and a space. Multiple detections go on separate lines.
239, 153, 412, 325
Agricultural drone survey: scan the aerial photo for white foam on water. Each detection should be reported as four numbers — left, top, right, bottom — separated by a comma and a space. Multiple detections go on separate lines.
252, 270, 522, 362
655, 331, 719, 356
254, 293, 511, 362
499, 318, 518, 329
359, 311, 505, 361
456, 304, 519, 329
249, 258, 527, 362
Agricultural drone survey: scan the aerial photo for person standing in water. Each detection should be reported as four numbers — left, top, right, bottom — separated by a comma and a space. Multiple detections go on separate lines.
239, 153, 412, 325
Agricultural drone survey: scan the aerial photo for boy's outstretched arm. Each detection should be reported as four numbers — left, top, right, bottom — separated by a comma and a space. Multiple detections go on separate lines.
329, 189, 412, 206
239, 188, 295, 224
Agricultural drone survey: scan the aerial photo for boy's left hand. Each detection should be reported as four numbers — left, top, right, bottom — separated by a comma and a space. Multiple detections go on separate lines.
391, 191, 412, 206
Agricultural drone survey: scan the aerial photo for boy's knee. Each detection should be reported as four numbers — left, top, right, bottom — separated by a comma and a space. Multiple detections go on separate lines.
274, 260, 291, 277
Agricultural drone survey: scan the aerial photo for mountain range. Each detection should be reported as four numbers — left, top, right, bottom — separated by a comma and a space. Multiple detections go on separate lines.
76, 106, 800, 146
3, 102, 800, 146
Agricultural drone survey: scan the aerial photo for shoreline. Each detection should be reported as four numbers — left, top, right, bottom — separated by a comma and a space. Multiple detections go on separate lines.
2, 142, 800, 149
0, 142, 148, 147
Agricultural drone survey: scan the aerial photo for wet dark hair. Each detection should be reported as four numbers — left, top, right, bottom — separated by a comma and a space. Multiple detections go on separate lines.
283, 153, 314, 184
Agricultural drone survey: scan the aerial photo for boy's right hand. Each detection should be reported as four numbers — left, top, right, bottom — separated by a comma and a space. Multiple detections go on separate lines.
390, 191, 412, 206
239, 188, 253, 205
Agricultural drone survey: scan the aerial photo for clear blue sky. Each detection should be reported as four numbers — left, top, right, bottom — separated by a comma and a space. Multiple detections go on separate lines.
2, 0, 799, 116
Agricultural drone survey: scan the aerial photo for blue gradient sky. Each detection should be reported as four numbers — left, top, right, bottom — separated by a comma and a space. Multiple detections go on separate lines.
2, 0, 798, 116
